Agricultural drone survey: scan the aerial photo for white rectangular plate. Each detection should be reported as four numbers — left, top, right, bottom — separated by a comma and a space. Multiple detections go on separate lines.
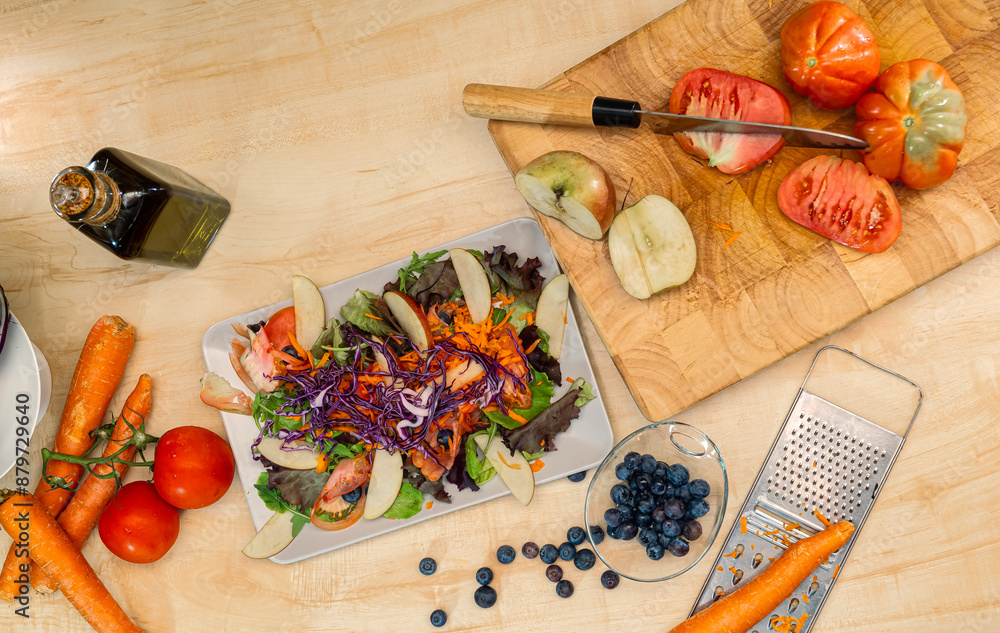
202, 218, 615, 563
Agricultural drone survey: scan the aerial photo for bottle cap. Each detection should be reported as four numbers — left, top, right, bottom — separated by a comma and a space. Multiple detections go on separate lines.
50, 167, 119, 225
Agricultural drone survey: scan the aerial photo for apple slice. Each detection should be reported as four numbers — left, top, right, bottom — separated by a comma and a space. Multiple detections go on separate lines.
363, 448, 405, 519
292, 275, 326, 349
449, 248, 492, 323
242, 511, 296, 559
514, 151, 616, 240
255, 437, 321, 470
383, 290, 433, 351
608, 195, 697, 300
474, 434, 534, 506
534, 273, 569, 360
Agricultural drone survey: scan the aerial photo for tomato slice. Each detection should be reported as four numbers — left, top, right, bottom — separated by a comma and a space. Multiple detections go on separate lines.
264, 306, 296, 352
777, 156, 902, 254
669, 68, 791, 175
311, 454, 371, 530
780, 1, 880, 110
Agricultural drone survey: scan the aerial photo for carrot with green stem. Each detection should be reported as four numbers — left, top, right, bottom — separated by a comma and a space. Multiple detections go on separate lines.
0, 489, 142, 633
667, 521, 855, 633
31, 374, 153, 594
0, 315, 134, 601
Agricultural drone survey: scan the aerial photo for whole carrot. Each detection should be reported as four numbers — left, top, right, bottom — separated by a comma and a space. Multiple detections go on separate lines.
667, 521, 855, 633
0, 489, 142, 633
0, 315, 134, 601
31, 374, 152, 594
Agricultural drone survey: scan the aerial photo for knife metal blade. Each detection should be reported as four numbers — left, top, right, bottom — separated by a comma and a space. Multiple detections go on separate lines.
463, 84, 868, 150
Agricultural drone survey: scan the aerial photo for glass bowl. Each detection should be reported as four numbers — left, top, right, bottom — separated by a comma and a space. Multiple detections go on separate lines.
584, 421, 728, 582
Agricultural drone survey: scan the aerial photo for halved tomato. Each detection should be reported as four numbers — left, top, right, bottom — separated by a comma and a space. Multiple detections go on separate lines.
263, 306, 296, 352
777, 156, 902, 254
669, 68, 792, 175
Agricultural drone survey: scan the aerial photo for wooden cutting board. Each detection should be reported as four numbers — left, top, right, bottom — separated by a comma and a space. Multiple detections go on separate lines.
487, 0, 1000, 422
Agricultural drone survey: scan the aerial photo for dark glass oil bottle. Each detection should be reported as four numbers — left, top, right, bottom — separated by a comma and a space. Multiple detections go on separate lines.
49, 148, 231, 268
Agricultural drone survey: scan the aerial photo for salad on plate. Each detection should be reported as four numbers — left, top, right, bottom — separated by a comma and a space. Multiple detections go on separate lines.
201, 245, 596, 557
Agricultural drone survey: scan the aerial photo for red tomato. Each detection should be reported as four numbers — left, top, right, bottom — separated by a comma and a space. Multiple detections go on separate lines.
263, 306, 296, 352
780, 1, 880, 110
153, 426, 235, 509
669, 68, 792, 174
777, 155, 902, 253
854, 59, 966, 190
98, 481, 180, 564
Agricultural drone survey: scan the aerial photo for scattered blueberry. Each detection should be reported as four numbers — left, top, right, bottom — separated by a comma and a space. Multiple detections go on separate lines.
545, 564, 563, 582
687, 498, 710, 518
430, 609, 447, 627
610, 484, 631, 505
476, 567, 494, 586
567, 526, 586, 545
474, 585, 497, 608
623, 452, 641, 469
639, 454, 657, 474
667, 538, 690, 557
588, 525, 605, 545
601, 570, 620, 589
688, 478, 711, 498
618, 522, 638, 540
496, 545, 516, 564
604, 508, 622, 528
574, 548, 596, 570
540, 544, 559, 564
343, 486, 362, 503
555, 579, 574, 598
615, 462, 632, 480
521, 541, 539, 559
682, 520, 703, 541
568, 470, 587, 482
419, 557, 437, 575
646, 542, 666, 560
663, 498, 686, 521
558, 542, 576, 561
661, 519, 682, 538
667, 463, 690, 486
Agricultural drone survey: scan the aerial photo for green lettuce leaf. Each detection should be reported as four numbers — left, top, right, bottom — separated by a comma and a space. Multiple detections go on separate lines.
312, 318, 349, 366
339, 289, 398, 337
252, 389, 309, 433
383, 482, 424, 520
465, 433, 496, 485
572, 378, 596, 407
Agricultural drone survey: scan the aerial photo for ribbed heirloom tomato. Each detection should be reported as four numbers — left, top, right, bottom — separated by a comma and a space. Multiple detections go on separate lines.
780, 1, 880, 110
854, 59, 967, 190
153, 426, 235, 510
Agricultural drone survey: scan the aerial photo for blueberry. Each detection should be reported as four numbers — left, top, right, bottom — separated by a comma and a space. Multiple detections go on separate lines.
663, 498, 687, 521
558, 542, 576, 561
588, 525, 605, 545
607, 524, 621, 539
661, 519, 682, 537
567, 470, 587, 482
636, 513, 652, 528
615, 462, 633, 481
343, 486, 362, 503
639, 454, 657, 474
688, 478, 711, 498
638, 527, 657, 546
636, 497, 655, 515
663, 485, 677, 498
651, 507, 668, 524
574, 548, 596, 570
687, 498, 710, 519
646, 542, 665, 560
615, 504, 635, 522
667, 463, 689, 486
546, 564, 563, 582
496, 544, 516, 564
555, 579, 574, 598
667, 538, 690, 557
623, 452, 641, 469
476, 566, 494, 586
633, 473, 652, 490
567, 526, 586, 545
657, 532, 673, 549
604, 508, 622, 528
474, 585, 498, 608
676, 484, 693, 502
610, 484, 631, 505
628, 477, 639, 491
650, 479, 667, 496
682, 520, 703, 541
419, 557, 437, 575
540, 544, 559, 564
522, 542, 539, 559
601, 570, 620, 589
618, 521, 638, 540
430, 609, 447, 627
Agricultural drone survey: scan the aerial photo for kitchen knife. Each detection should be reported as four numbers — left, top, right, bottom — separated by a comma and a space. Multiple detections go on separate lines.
463, 83, 868, 150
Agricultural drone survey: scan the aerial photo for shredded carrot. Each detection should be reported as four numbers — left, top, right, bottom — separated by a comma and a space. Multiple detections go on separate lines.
364, 313, 383, 320
425, 501, 433, 510
723, 231, 743, 250
772, 613, 810, 633
497, 452, 521, 470
506, 410, 528, 425
529, 459, 545, 472
315, 453, 329, 473
832, 564, 840, 579
717, 566, 724, 572
524, 339, 540, 354
710, 222, 733, 231
526, 312, 534, 326
740, 516, 747, 534
287, 331, 309, 365
784, 522, 801, 531
813, 509, 832, 527
728, 565, 738, 576
761, 529, 780, 537
722, 547, 741, 558
801, 592, 810, 604
565, 376, 575, 383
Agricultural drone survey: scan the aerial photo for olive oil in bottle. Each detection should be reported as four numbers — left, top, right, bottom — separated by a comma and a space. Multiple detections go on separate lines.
50, 148, 231, 268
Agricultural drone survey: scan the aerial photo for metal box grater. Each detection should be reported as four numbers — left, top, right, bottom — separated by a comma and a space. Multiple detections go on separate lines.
689, 346, 923, 632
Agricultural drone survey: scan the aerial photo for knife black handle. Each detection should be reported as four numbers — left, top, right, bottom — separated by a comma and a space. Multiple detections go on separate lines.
463, 84, 641, 129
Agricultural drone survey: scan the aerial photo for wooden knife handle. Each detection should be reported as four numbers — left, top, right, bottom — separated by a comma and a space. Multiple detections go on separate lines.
462, 83, 600, 127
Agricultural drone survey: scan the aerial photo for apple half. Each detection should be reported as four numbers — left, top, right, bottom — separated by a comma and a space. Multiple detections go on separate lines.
474, 434, 534, 505
534, 273, 569, 359
363, 448, 405, 519
608, 194, 697, 300
242, 511, 296, 559
449, 248, 492, 323
383, 290, 433, 351
514, 150, 616, 240
292, 275, 326, 349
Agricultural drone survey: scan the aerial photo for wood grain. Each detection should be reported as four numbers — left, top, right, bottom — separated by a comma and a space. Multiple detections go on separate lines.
487, 0, 1000, 422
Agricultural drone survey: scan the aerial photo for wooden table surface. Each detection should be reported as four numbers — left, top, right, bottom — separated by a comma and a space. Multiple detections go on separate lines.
1, 1, 998, 632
